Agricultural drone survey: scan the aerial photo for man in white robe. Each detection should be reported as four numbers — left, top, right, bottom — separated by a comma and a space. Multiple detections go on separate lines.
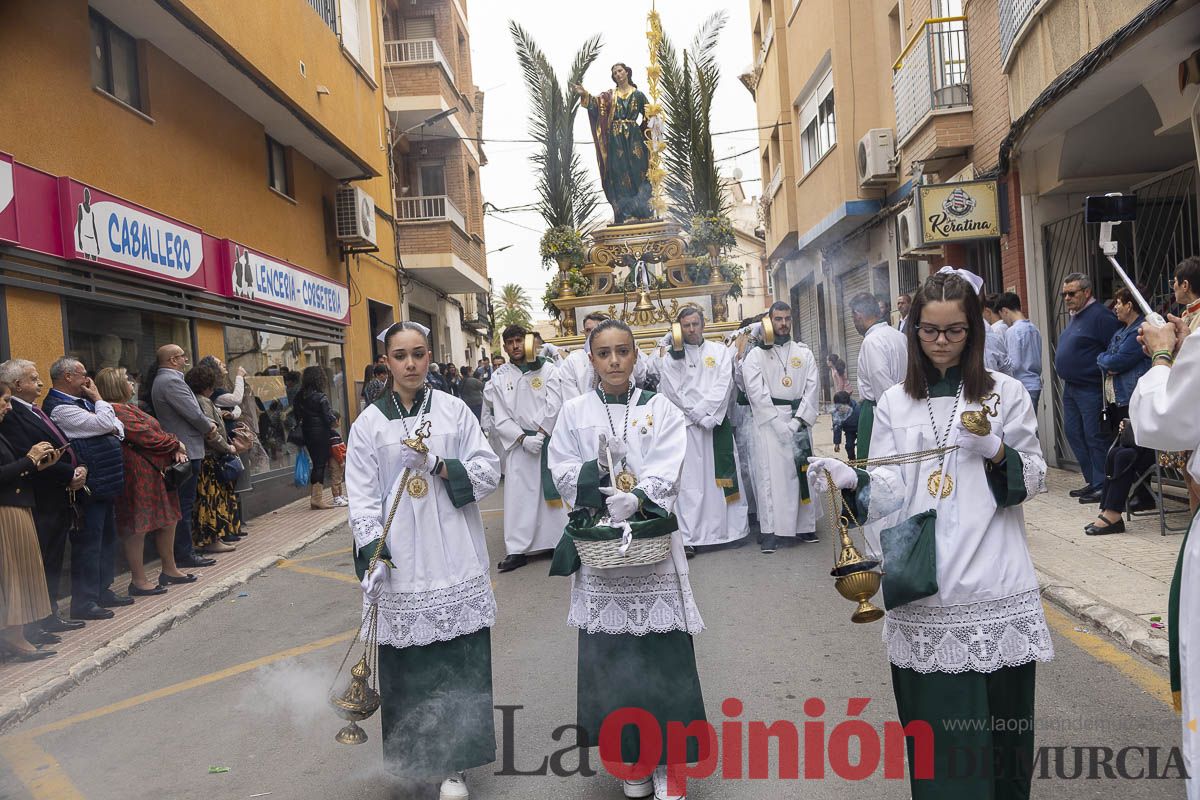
655, 308, 748, 551
544, 312, 607, 435
850, 291, 908, 460
491, 325, 568, 572
740, 302, 820, 553
731, 329, 758, 532
1130, 315, 1200, 798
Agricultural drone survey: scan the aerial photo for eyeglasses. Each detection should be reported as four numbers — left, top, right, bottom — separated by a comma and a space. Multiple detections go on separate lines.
1060, 289, 1081, 298
916, 324, 969, 343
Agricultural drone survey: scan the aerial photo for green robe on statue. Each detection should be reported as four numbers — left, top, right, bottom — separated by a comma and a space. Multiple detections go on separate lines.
583, 88, 653, 223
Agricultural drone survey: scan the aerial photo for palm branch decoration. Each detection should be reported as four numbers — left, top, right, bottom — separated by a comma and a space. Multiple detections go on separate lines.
656, 12, 731, 233
509, 22, 603, 264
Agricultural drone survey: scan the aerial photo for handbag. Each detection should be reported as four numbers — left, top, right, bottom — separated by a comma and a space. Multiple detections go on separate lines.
880, 510, 939, 609
131, 446, 192, 491
217, 453, 245, 484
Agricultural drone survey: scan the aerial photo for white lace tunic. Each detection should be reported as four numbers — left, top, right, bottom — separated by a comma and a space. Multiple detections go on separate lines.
860, 370, 1054, 674
345, 391, 501, 650
546, 389, 704, 636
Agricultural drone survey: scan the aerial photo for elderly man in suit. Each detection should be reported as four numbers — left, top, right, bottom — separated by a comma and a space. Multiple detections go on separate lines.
150, 344, 218, 570
0, 359, 88, 635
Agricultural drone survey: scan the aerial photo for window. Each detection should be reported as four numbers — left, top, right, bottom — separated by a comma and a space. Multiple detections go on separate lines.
89, 10, 143, 111
338, 0, 374, 73
799, 69, 835, 172
223, 327, 347, 477
64, 298, 192, 388
417, 161, 446, 196
402, 16, 436, 39
266, 136, 292, 197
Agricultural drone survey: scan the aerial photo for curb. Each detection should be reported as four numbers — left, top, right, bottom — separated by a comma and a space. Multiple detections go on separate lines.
1036, 569, 1170, 668
0, 517, 348, 733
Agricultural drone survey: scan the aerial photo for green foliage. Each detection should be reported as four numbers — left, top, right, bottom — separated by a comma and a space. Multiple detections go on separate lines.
686, 259, 744, 300
509, 23, 602, 233
656, 12, 730, 227
538, 225, 587, 267
541, 269, 592, 316
688, 214, 736, 253
493, 283, 534, 339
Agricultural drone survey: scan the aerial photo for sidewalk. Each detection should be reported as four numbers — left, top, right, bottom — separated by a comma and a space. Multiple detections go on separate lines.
810, 415, 1177, 667
0, 497, 348, 732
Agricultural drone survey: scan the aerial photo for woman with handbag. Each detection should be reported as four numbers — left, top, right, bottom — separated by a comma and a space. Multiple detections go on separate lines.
546, 318, 705, 800
809, 269, 1053, 800
294, 365, 338, 510
348, 322, 501, 800
95, 368, 194, 594
184, 364, 245, 554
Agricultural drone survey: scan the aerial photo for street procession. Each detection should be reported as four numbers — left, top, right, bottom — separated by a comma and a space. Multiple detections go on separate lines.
1, 2, 1200, 799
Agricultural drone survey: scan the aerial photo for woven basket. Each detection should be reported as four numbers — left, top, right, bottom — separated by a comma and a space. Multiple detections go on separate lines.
575, 535, 671, 569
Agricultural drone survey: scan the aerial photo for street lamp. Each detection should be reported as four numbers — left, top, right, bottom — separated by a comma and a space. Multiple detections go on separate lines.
402, 107, 459, 136
487, 244, 513, 254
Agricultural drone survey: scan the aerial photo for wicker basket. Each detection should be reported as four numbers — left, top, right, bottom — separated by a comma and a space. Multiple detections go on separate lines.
575, 534, 671, 569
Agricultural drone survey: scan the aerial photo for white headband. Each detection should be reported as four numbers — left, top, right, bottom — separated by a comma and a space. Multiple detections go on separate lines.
936, 265, 985, 296
376, 321, 431, 343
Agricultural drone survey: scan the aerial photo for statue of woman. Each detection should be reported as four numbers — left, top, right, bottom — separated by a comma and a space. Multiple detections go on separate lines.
573, 63, 653, 225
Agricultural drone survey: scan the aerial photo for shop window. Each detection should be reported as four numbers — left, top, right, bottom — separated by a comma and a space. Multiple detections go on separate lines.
89, 9, 144, 112
64, 298, 192, 388
266, 136, 293, 198
800, 69, 835, 173
223, 327, 347, 477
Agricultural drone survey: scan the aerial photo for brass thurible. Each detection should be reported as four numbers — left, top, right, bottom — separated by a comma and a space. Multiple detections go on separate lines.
823, 468, 884, 624
960, 392, 1000, 436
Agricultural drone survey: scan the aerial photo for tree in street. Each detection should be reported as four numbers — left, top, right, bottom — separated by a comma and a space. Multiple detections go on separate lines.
493, 283, 534, 347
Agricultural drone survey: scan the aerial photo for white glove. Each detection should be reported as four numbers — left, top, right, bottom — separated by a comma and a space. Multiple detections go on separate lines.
769, 417, 792, 443
953, 421, 1003, 461
787, 418, 802, 434
698, 414, 720, 431
597, 434, 628, 469
599, 486, 640, 522
396, 443, 432, 472
685, 407, 705, 426
807, 457, 858, 493
521, 433, 545, 456
360, 561, 391, 603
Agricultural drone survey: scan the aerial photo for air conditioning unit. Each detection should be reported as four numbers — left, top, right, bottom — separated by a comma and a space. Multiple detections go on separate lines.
897, 205, 928, 258
335, 185, 378, 249
857, 128, 896, 187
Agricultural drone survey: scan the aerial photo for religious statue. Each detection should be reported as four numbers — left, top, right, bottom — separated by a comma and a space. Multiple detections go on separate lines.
573, 63, 654, 225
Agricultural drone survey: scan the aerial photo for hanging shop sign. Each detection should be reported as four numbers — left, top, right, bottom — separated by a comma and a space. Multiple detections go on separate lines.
917, 179, 1001, 244
57, 178, 209, 288
0, 152, 16, 244
225, 241, 350, 325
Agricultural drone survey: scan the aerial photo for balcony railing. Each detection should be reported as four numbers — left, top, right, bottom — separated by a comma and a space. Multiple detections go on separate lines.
306, 0, 337, 33
383, 38, 455, 86
892, 16, 971, 143
764, 163, 783, 200
999, 0, 1042, 64
396, 195, 467, 231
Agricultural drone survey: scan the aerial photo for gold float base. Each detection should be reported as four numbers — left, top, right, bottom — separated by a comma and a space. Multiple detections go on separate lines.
335, 721, 369, 745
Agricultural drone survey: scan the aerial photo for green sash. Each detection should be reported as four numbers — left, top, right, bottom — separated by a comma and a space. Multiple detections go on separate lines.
772, 397, 812, 505
856, 399, 876, 461
523, 428, 562, 508
712, 418, 740, 501
1169, 509, 1200, 712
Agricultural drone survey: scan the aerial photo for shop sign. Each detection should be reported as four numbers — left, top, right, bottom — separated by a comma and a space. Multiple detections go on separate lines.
226, 241, 350, 324
0, 152, 16, 243
917, 180, 1001, 244
57, 179, 207, 287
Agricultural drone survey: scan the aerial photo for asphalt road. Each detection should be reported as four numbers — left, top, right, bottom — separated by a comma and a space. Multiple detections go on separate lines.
0, 491, 1186, 800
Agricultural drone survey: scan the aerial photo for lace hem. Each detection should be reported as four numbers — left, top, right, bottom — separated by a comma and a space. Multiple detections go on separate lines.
568, 572, 705, 636
1021, 453, 1048, 498
365, 573, 497, 649
883, 588, 1055, 674
639, 475, 679, 513
554, 464, 582, 507
465, 458, 500, 502
351, 516, 383, 549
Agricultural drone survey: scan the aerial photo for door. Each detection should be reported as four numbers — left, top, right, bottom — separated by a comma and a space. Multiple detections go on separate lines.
410, 306, 436, 362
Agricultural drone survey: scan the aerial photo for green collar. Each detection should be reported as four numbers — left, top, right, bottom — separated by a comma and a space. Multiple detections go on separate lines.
924, 363, 964, 398
595, 387, 655, 406
374, 388, 430, 421
515, 356, 547, 374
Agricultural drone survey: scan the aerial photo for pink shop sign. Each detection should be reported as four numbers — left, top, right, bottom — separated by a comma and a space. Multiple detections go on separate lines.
225, 241, 350, 325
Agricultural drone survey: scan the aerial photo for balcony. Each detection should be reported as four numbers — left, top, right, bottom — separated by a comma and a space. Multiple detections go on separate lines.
396, 195, 487, 293
999, 0, 1042, 66
764, 163, 783, 200
754, 20, 775, 77
892, 17, 972, 146
397, 194, 467, 232
384, 38, 455, 86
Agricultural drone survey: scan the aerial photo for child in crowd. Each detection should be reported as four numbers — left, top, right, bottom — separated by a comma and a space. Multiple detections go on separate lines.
328, 412, 348, 507
831, 390, 858, 456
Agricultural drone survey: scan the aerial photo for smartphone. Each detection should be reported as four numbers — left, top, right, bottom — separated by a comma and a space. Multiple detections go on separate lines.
1084, 194, 1136, 224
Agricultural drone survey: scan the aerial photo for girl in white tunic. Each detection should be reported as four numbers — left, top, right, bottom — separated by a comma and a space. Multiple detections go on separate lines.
810, 271, 1053, 800
547, 319, 706, 800
348, 322, 501, 800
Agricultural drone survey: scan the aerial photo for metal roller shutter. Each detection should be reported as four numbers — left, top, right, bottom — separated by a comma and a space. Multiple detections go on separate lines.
838, 266, 871, 396
796, 277, 819, 355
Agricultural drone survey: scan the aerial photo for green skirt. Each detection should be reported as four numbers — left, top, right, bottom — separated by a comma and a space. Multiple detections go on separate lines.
378, 627, 496, 777
577, 629, 707, 765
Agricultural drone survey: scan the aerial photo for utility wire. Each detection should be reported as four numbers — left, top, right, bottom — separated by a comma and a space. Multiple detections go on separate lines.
409, 121, 791, 147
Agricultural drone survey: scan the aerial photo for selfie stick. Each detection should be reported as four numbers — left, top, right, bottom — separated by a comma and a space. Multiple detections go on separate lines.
1097, 194, 1166, 329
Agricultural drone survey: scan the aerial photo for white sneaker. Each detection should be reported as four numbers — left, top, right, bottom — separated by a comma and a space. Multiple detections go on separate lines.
439, 772, 468, 800
652, 766, 685, 800
333, 496, 350, 507
622, 775, 653, 798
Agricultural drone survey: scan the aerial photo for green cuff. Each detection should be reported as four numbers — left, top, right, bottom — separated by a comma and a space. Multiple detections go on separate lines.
577, 459, 606, 510
986, 445, 1027, 507
840, 468, 871, 521
353, 537, 393, 581
440, 458, 475, 509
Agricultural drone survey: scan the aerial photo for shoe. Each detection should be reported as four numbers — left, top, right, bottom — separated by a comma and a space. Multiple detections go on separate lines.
496, 554, 528, 573
1128, 496, 1157, 513
800, 531, 819, 543
652, 765, 685, 799
128, 583, 168, 597
332, 496, 350, 507
310, 483, 334, 510
70, 602, 115, 620
220, 535, 240, 545
1078, 490, 1103, 504
439, 772, 468, 800
760, 533, 778, 554
201, 540, 236, 553
99, 592, 134, 607
158, 572, 197, 586
41, 614, 85, 632
29, 630, 61, 646
684, 545, 696, 559
1069, 485, 1095, 498
623, 775, 654, 798
0, 644, 55, 662
1085, 519, 1126, 535
177, 555, 217, 568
